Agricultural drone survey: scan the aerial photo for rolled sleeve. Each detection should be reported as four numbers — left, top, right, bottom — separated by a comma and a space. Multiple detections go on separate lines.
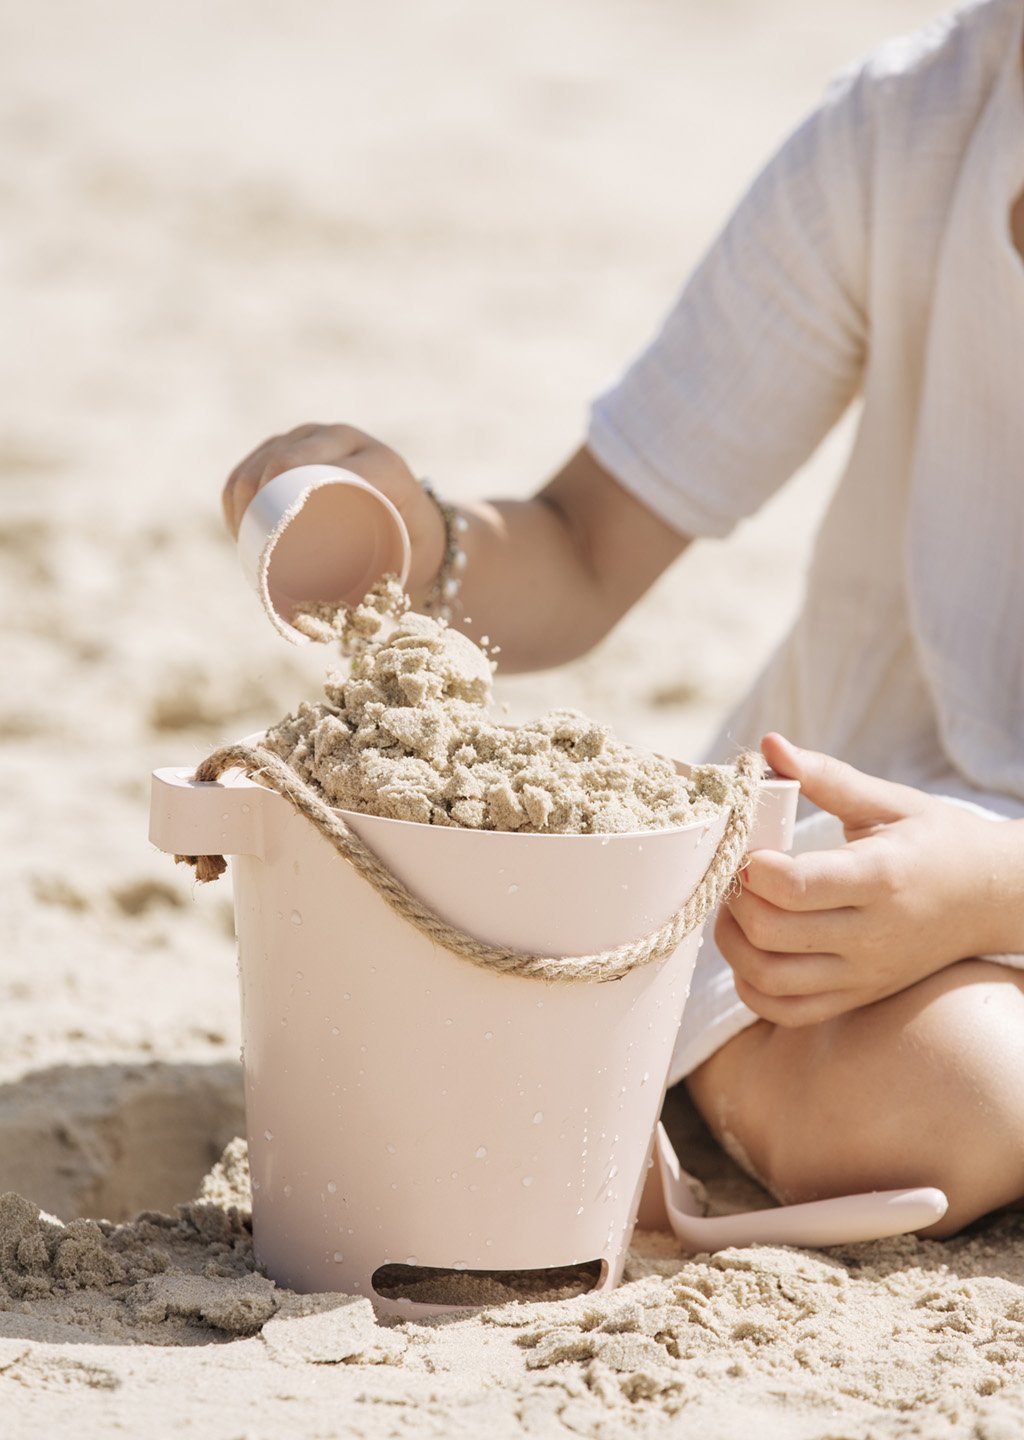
588, 62, 872, 539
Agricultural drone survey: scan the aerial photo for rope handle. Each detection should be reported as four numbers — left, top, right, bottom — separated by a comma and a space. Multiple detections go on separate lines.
176, 744, 762, 984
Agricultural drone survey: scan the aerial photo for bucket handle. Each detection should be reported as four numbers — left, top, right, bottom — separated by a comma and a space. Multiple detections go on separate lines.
149, 766, 272, 862
167, 744, 769, 983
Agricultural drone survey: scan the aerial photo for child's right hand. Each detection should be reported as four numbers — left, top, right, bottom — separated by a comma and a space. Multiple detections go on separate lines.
221, 423, 446, 599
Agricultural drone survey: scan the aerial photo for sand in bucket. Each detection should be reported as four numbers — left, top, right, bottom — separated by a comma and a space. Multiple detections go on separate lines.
151, 582, 762, 1318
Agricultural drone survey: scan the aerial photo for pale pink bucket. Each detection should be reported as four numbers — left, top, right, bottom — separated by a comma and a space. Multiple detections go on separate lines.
150, 757, 797, 1319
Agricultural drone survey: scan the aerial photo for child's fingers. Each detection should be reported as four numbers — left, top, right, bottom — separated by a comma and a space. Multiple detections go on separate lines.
222, 423, 376, 537
726, 885, 856, 956
741, 846, 877, 912
731, 971, 860, 1029
715, 907, 845, 998
222, 436, 279, 535
760, 733, 927, 832
252, 426, 370, 495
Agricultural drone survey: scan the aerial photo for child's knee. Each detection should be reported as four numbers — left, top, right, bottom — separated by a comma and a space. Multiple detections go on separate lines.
762, 962, 1024, 1229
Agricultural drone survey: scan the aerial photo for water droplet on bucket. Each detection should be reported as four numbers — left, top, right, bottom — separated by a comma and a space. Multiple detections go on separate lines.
483, 1031, 493, 1041
450, 1170, 458, 1180
264, 1129, 273, 1141
220, 813, 229, 822
241, 803, 251, 814
532, 1111, 544, 1125
641, 1071, 650, 1086
343, 992, 351, 1001
522, 1176, 533, 1188
252, 1179, 261, 1191
386, 1143, 396, 1154
333, 1251, 344, 1263
324, 1181, 336, 1195
290, 911, 303, 926
475, 1146, 487, 1160
507, 883, 519, 894
444, 1018, 453, 1026
280, 1017, 288, 1028
576, 1206, 584, 1216
609, 1165, 619, 1179
452, 1261, 467, 1271
405, 1256, 418, 1266
485, 1238, 493, 1248
295, 970, 304, 980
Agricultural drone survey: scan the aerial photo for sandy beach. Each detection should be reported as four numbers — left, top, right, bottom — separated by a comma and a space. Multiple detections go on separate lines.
6, 0, 1024, 1434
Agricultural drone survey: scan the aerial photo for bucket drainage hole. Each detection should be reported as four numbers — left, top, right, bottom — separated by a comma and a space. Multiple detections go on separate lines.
371, 1258, 605, 1307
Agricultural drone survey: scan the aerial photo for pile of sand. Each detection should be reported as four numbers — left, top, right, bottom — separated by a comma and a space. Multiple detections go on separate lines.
268, 581, 739, 834
3, 1133, 1024, 1436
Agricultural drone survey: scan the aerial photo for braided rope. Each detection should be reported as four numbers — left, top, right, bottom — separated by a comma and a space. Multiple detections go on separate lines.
176, 744, 761, 984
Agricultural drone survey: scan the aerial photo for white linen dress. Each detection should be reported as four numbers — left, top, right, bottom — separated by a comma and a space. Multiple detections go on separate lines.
586, 0, 1024, 1081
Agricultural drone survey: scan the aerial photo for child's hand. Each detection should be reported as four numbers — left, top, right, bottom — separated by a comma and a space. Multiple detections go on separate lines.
221, 423, 446, 599
717, 733, 1018, 1026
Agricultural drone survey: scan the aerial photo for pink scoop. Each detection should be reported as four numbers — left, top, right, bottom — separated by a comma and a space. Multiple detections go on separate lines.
237, 464, 412, 643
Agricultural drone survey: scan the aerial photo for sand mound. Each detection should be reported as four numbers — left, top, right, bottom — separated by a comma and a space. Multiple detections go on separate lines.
268, 583, 738, 834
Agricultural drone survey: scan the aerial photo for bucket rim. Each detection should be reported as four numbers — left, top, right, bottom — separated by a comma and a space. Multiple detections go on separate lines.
221, 732, 790, 843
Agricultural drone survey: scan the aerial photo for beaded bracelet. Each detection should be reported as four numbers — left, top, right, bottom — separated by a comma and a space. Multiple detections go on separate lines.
420, 478, 468, 623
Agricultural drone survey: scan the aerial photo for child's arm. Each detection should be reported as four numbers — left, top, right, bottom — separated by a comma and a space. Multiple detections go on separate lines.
718, 733, 1024, 1026
221, 428, 691, 671
223, 54, 881, 664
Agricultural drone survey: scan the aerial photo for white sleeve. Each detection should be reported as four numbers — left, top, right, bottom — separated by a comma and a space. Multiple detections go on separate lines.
587, 62, 873, 540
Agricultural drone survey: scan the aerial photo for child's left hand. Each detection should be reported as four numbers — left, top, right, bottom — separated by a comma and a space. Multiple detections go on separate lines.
717, 733, 1023, 1026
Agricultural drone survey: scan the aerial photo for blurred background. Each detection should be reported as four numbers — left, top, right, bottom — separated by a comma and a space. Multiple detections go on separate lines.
1, 0, 940, 1114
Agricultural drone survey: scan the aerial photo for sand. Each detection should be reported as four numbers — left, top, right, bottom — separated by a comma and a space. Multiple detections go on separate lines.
7, 0, 1022, 1435
268, 580, 740, 833
3, 1121, 1024, 1438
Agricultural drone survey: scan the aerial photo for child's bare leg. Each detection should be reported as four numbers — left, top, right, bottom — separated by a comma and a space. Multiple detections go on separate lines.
685, 959, 1024, 1236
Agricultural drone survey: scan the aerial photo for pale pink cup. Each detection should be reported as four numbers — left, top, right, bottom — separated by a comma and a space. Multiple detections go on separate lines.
236, 464, 412, 643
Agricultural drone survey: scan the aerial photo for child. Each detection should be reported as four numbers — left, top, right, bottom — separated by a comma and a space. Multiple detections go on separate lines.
222, 0, 1024, 1235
